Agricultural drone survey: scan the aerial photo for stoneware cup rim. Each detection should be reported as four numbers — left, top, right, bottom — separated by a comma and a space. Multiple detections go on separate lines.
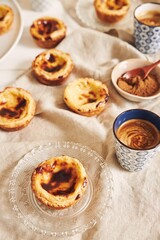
134, 2, 160, 27
113, 108, 160, 151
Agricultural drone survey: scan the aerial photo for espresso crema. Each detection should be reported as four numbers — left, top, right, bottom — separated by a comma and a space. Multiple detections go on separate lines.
138, 10, 160, 26
116, 119, 160, 150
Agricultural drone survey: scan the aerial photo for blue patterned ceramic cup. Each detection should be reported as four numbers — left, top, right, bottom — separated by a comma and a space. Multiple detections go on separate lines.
134, 3, 160, 54
113, 109, 160, 172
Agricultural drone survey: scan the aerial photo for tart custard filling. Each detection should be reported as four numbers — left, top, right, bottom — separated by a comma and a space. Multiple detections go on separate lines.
40, 53, 67, 73
0, 6, 8, 21
31, 18, 61, 41
0, 4, 14, 34
0, 91, 28, 122
64, 78, 109, 116
0, 87, 36, 131
31, 156, 88, 209
35, 159, 87, 197
106, 0, 128, 10
32, 49, 74, 85
94, 0, 130, 23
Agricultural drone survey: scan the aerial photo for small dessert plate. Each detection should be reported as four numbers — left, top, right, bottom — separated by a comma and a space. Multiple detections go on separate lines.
111, 58, 160, 102
0, 0, 23, 62
76, 0, 139, 32
9, 141, 113, 237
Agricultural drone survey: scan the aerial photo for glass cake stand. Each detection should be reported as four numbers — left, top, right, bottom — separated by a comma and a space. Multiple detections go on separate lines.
76, 0, 139, 32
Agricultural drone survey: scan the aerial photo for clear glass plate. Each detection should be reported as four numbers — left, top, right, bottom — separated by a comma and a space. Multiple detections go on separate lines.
76, 0, 140, 32
9, 141, 113, 237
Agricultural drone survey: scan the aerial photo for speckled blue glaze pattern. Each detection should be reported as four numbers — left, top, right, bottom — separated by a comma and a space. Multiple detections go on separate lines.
115, 138, 159, 172
134, 18, 160, 54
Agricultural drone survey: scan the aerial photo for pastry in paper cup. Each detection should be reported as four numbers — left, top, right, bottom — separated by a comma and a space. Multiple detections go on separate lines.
32, 49, 74, 86
30, 17, 67, 49
0, 87, 36, 131
64, 78, 109, 116
0, 4, 14, 35
94, 0, 130, 23
31, 155, 88, 209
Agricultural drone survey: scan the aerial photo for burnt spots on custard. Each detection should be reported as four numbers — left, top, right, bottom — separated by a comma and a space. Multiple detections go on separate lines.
107, 0, 127, 10
41, 166, 77, 196
15, 98, 27, 110
0, 15, 5, 21
0, 108, 17, 118
0, 97, 27, 119
46, 54, 56, 63
80, 91, 97, 104
88, 91, 97, 103
89, 91, 96, 98
75, 194, 80, 200
88, 98, 97, 103
83, 177, 87, 188
35, 166, 44, 174
43, 63, 65, 73
96, 101, 105, 108
59, 161, 68, 167
41, 56, 66, 73
0, 9, 8, 21
99, 88, 108, 97
36, 161, 57, 174
37, 19, 59, 35
80, 89, 108, 105
96, 94, 109, 108
0, 100, 6, 105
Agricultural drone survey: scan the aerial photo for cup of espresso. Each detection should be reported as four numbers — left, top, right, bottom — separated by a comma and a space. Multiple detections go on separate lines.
113, 109, 160, 172
134, 2, 160, 54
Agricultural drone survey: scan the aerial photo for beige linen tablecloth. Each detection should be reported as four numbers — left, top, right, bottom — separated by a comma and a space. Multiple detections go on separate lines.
0, 1, 160, 240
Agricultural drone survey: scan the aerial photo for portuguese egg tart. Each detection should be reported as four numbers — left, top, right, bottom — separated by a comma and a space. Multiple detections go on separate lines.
0, 87, 36, 131
94, 0, 130, 23
0, 4, 14, 35
32, 49, 74, 86
31, 155, 88, 209
64, 78, 109, 116
30, 17, 67, 49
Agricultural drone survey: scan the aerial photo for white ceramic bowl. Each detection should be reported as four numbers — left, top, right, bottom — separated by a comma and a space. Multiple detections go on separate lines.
111, 58, 160, 102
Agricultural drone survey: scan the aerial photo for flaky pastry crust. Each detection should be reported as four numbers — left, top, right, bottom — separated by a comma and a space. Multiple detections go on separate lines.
64, 78, 109, 116
94, 0, 130, 23
32, 49, 74, 86
30, 17, 67, 48
31, 155, 88, 209
0, 87, 36, 131
0, 4, 14, 35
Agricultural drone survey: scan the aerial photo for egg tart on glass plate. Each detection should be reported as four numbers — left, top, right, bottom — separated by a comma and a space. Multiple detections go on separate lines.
64, 78, 109, 116
0, 4, 14, 34
31, 155, 88, 209
30, 17, 66, 48
94, 0, 130, 23
0, 87, 36, 131
9, 141, 113, 237
32, 49, 74, 86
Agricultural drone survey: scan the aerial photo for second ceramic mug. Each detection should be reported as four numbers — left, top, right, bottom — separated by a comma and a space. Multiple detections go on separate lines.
134, 2, 160, 54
